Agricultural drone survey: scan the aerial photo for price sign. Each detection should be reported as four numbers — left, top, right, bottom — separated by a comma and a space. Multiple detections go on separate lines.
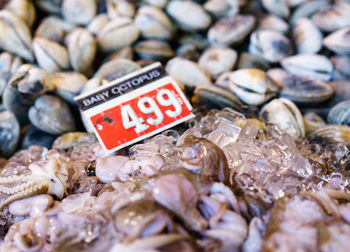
74, 63, 194, 152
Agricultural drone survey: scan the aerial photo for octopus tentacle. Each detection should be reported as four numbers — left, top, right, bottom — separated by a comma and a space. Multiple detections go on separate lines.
0, 175, 33, 184
0, 183, 49, 211
0, 180, 42, 195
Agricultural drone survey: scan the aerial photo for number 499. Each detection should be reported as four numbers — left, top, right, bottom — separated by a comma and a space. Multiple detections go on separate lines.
121, 89, 183, 133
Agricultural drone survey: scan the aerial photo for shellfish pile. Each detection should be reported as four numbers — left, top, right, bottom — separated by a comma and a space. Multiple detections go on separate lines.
0, 0, 350, 251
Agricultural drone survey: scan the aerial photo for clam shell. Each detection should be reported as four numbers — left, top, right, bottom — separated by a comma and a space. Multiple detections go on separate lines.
107, 0, 135, 19
135, 6, 175, 40
66, 28, 97, 76
0, 106, 20, 157
266, 68, 288, 88
260, 98, 305, 139
35, 17, 66, 43
166, 57, 211, 88
107, 46, 134, 61
176, 43, 200, 61
32, 37, 69, 74
290, 0, 328, 23
311, 1, 350, 32
166, 0, 211, 31
258, 14, 289, 34
281, 54, 333, 82
4, 0, 36, 28
287, 0, 307, 7
199, 47, 237, 79
327, 81, 350, 108
28, 95, 76, 135
51, 72, 88, 105
323, 28, 350, 55
331, 55, 350, 81
134, 40, 174, 62
227, 68, 280, 105
262, 0, 289, 18
94, 58, 140, 82
308, 125, 350, 145
327, 100, 350, 126
208, 15, 255, 46
52, 132, 96, 149
97, 17, 140, 53
204, 0, 239, 18
193, 85, 243, 111
0, 10, 33, 61
292, 18, 322, 54
62, 0, 97, 25
21, 126, 56, 149
248, 29, 292, 63
279, 74, 334, 104
304, 112, 326, 135
36, 0, 62, 14
87, 14, 109, 36
2, 64, 53, 124
0, 52, 22, 96
237, 53, 270, 71
144, 0, 168, 8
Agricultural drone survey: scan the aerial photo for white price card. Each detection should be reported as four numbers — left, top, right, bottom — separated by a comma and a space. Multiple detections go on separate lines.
74, 62, 194, 152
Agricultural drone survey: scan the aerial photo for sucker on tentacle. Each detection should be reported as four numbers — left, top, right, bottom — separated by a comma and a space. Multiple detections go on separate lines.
0, 158, 70, 211
0, 184, 49, 211
0, 180, 37, 195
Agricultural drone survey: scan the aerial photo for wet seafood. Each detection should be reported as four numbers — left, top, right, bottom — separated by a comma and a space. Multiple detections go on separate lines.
0, 106, 20, 157
1, 0, 350, 251
279, 74, 334, 104
327, 101, 350, 126
2, 64, 53, 124
260, 98, 305, 139
166, 0, 211, 31
32, 37, 69, 74
97, 17, 140, 52
0, 158, 69, 210
208, 15, 255, 46
281, 54, 333, 82
221, 68, 280, 105
135, 5, 175, 40
28, 95, 76, 134
292, 18, 323, 54
0, 10, 33, 61
249, 29, 292, 63
199, 47, 237, 79
62, 0, 96, 25
166, 57, 211, 88
323, 27, 350, 55
66, 28, 97, 76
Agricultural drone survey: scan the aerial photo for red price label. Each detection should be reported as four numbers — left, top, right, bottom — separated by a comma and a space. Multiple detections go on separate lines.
90, 83, 192, 151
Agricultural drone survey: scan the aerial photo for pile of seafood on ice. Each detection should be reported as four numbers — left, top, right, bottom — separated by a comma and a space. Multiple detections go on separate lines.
1, 0, 350, 251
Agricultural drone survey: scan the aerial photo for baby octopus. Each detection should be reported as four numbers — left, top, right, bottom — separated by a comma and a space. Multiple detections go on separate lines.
0, 158, 70, 211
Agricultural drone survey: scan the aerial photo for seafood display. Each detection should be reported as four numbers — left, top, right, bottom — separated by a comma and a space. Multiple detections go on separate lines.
0, 0, 350, 251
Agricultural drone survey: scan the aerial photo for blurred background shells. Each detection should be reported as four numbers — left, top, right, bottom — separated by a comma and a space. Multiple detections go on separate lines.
66, 28, 96, 76
4, 0, 35, 28
62, 0, 97, 25
249, 29, 292, 63
166, 0, 211, 31
32, 37, 69, 73
0, 10, 33, 61
97, 17, 140, 52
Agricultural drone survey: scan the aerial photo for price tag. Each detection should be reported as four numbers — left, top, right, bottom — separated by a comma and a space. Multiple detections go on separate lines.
74, 63, 194, 152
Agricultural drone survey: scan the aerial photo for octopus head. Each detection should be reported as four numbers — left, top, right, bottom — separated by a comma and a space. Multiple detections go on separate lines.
29, 158, 70, 199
